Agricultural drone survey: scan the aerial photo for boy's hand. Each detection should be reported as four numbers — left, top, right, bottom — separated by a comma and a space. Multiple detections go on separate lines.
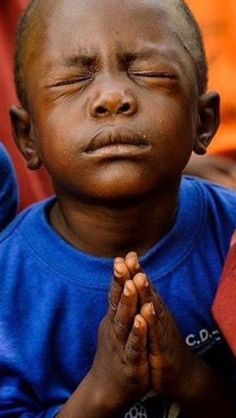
113, 253, 193, 400
133, 272, 194, 399
89, 269, 149, 415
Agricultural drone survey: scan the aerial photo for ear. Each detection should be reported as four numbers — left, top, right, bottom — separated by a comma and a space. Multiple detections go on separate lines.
193, 92, 220, 155
9, 105, 42, 170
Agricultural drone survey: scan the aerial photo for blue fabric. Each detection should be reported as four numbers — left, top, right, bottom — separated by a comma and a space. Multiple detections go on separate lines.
0, 143, 18, 230
0, 177, 236, 417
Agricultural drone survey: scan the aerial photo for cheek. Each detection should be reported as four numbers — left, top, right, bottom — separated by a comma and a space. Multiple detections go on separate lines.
145, 99, 196, 174
148, 96, 196, 145
32, 112, 78, 163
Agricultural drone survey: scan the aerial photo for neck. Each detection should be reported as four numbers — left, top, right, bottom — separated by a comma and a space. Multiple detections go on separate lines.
50, 182, 180, 258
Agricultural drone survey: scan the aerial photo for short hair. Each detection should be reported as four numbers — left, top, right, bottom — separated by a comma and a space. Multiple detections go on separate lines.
14, 0, 208, 108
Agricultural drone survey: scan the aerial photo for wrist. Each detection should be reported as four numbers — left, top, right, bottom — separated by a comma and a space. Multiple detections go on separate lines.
57, 371, 125, 418
86, 369, 130, 417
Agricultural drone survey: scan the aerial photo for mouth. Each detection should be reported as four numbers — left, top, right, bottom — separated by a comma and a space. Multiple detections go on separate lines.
83, 127, 151, 158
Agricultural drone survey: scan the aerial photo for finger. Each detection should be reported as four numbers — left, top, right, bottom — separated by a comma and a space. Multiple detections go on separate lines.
133, 272, 153, 306
141, 301, 169, 356
125, 314, 148, 365
108, 258, 131, 320
113, 280, 138, 344
108, 279, 123, 320
114, 257, 131, 285
125, 252, 142, 277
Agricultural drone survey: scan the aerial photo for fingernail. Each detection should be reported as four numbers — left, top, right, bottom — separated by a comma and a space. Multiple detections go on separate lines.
124, 281, 132, 296
114, 270, 123, 279
136, 273, 149, 287
114, 262, 124, 277
134, 316, 141, 328
126, 252, 140, 269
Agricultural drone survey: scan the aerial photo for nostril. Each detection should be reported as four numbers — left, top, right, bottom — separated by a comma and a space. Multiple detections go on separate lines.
119, 103, 131, 114
96, 106, 108, 116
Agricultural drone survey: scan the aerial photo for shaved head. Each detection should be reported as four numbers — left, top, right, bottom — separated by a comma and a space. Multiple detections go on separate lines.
14, 0, 208, 108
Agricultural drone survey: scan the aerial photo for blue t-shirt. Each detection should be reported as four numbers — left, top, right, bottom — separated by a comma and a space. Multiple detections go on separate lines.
0, 177, 236, 417
0, 143, 18, 230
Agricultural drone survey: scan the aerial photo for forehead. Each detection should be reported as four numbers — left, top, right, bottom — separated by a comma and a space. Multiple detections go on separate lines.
23, 0, 197, 99
34, 0, 189, 60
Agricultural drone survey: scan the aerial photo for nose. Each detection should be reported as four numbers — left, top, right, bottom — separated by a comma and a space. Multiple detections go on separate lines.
89, 85, 137, 118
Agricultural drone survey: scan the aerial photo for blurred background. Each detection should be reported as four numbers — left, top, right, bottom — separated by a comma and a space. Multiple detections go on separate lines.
1, 0, 236, 209
0, 0, 53, 209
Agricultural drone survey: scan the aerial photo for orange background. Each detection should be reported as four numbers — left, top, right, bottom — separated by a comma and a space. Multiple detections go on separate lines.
187, 0, 236, 157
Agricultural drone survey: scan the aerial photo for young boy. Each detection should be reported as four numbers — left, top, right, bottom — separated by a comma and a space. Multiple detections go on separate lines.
1, 0, 236, 417
0, 142, 18, 229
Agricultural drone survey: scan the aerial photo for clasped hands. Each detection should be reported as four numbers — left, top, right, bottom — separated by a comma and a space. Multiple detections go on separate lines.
89, 252, 195, 414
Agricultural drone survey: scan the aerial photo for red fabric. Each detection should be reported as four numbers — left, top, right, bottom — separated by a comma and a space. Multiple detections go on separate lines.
212, 232, 236, 356
0, 1, 53, 209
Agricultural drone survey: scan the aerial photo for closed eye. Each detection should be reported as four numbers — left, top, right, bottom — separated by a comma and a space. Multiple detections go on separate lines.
48, 75, 93, 88
130, 72, 178, 80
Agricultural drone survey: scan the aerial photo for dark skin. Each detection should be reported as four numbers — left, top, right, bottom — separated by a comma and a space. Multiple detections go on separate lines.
11, 0, 219, 257
185, 153, 236, 190
57, 252, 235, 418
10, 0, 234, 416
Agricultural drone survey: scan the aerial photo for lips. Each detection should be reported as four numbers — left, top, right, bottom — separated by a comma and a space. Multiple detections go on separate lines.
84, 127, 150, 154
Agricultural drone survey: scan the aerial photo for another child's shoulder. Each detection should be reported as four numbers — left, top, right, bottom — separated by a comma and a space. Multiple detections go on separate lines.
0, 142, 19, 230
0, 198, 54, 248
0, 143, 14, 169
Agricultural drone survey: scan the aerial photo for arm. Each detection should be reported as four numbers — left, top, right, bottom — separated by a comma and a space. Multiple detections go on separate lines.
0, 255, 147, 418
57, 266, 149, 418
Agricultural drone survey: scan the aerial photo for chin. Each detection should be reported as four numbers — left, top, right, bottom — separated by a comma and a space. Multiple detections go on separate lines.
87, 178, 155, 206
55, 165, 159, 205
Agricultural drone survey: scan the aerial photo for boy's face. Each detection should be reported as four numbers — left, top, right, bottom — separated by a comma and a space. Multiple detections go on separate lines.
13, 0, 217, 202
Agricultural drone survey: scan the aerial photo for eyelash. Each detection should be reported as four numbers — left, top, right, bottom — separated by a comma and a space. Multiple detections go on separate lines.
52, 76, 93, 87
129, 72, 178, 80
50, 71, 177, 90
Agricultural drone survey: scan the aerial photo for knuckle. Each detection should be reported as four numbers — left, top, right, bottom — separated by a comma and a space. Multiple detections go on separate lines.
113, 317, 128, 339
126, 341, 143, 363
108, 292, 118, 311
108, 282, 122, 310
109, 281, 122, 298
120, 293, 131, 307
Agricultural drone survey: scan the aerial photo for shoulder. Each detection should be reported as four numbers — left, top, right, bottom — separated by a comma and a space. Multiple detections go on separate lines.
180, 177, 236, 254
182, 176, 236, 219
0, 143, 18, 230
0, 143, 17, 187
0, 143, 14, 170
0, 198, 55, 247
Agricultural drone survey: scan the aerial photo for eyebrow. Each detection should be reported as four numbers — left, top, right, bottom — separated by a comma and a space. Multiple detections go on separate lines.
63, 53, 99, 68
117, 48, 163, 62
117, 46, 185, 69
58, 45, 185, 72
